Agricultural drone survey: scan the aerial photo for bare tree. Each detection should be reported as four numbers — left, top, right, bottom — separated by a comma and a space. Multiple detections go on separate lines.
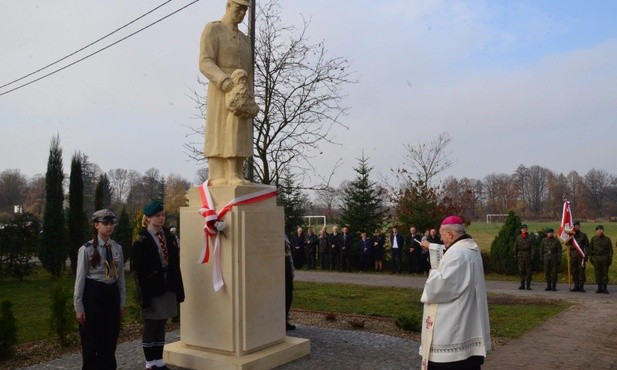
107, 168, 130, 203
185, 0, 356, 186
584, 168, 613, 217
0, 169, 28, 214
402, 132, 453, 188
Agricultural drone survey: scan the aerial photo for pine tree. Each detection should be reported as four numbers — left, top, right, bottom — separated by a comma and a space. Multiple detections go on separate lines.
277, 169, 306, 235
340, 153, 386, 236
114, 207, 132, 263
40, 135, 67, 277
94, 174, 112, 210
68, 154, 86, 274
489, 210, 521, 274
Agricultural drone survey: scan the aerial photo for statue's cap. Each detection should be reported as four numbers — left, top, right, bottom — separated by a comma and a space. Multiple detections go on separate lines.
228, 0, 251, 6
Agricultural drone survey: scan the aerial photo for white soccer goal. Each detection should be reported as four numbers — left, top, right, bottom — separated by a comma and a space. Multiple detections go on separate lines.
303, 215, 326, 229
486, 214, 508, 223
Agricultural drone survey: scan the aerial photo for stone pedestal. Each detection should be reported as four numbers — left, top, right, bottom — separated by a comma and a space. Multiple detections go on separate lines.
164, 185, 310, 369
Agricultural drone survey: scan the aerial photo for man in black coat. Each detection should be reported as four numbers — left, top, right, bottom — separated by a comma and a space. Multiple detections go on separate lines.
290, 227, 305, 269
329, 226, 342, 271
407, 226, 422, 274
390, 226, 404, 273
340, 226, 354, 272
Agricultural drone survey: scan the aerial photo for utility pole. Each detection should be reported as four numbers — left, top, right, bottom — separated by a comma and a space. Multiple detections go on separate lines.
247, 0, 256, 182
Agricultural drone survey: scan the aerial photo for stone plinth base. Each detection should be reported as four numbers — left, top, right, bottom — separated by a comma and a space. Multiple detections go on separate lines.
164, 336, 310, 370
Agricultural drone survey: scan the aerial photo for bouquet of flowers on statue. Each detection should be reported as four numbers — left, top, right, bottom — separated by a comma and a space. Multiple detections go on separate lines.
225, 69, 259, 119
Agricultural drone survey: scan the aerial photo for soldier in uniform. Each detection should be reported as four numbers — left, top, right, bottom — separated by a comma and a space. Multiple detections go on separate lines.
74, 209, 126, 370
567, 220, 589, 292
588, 225, 613, 294
514, 224, 534, 290
540, 228, 562, 291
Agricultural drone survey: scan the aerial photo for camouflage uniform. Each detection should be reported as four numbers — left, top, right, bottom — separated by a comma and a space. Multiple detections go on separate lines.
588, 233, 613, 293
568, 230, 589, 292
514, 233, 534, 289
541, 236, 562, 291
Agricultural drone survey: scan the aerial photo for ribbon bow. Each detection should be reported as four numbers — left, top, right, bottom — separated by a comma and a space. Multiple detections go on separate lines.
198, 180, 277, 291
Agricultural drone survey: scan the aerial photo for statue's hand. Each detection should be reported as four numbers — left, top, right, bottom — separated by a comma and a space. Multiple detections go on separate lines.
221, 77, 234, 92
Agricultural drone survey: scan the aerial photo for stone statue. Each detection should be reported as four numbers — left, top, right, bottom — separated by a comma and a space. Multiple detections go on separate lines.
199, 0, 257, 186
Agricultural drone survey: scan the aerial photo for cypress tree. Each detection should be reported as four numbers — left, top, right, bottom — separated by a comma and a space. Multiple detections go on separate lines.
94, 174, 112, 210
68, 154, 86, 274
114, 207, 133, 263
340, 153, 386, 236
489, 210, 522, 274
40, 135, 67, 277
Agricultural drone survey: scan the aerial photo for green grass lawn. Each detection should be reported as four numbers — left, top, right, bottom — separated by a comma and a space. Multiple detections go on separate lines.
0, 268, 141, 344
293, 281, 570, 339
1, 271, 570, 345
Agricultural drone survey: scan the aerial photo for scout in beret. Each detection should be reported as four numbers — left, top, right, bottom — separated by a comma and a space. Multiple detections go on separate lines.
73, 209, 126, 369
132, 201, 184, 370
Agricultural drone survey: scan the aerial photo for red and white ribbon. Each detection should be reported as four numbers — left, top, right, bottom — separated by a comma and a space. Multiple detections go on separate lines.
198, 180, 277, 291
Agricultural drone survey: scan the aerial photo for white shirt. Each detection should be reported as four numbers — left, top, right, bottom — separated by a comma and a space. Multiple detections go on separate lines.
392, 233, 399, 249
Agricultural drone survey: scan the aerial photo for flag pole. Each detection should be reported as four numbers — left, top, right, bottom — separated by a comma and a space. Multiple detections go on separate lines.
563, 194, 571, 290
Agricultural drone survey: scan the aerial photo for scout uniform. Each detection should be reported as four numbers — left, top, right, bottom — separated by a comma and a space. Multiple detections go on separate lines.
74, 209, 126, 370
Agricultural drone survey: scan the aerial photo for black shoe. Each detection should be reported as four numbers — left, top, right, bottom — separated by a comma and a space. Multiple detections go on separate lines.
552, 285, 557, 291
518, 283, 525, 290
570, 285, 580, 292
526, 286, 531, 290
545, 286, 551, 291
580, 285, 585, 293
596, 285, 603, 293
286, 323, 296, 331
155, 366, 170, 370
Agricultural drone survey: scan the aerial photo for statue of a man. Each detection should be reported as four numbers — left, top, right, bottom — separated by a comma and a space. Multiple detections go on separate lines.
199, 0, 258, 185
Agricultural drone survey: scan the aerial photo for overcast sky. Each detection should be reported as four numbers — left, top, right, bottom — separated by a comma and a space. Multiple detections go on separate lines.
1, 0, 616, 188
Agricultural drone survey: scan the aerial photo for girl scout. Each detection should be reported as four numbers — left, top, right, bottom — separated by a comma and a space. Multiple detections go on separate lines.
74, 209, 126, 370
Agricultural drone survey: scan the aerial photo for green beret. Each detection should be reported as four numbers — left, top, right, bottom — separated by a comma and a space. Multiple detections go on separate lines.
595, 225, 604, 231
546, 228, 554, 233
143, 201, 164, 217
92, 209, 116, 223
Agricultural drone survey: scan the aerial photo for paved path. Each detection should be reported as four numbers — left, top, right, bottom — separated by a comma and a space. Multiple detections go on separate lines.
18, 271, 617, 369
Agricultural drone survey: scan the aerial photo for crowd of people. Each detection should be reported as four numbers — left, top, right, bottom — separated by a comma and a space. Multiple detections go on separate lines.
288, 225, 446, 274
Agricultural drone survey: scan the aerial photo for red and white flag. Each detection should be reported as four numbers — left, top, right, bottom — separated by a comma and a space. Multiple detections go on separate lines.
558, 200, 585, 260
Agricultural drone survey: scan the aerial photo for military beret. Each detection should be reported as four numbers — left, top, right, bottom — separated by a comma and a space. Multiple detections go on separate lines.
546, 228, 554, 233
143, 200, 164, 217
595, 225, 604, 231
521, 224, 528, 229
92, 209, 116, 223
573, 221, 580, 226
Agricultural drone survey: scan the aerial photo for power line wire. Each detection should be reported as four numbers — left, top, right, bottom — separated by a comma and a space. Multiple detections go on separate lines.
0, 0, 200, 97
0, 0, 173, 90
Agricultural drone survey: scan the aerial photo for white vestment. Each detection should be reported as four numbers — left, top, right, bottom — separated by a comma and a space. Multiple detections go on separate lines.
419, 237, 491, 364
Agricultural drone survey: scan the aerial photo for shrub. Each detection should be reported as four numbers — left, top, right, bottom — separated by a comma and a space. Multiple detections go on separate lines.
324, 313, 337, 321
489, 211, 521, 274
0, 301, 17, 360
348, 318, 365, 329
49, 282, 75, 347
395, 312, 421, 332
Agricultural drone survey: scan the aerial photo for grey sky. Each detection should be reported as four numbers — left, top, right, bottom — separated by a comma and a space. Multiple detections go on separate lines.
1, 0, 616, 187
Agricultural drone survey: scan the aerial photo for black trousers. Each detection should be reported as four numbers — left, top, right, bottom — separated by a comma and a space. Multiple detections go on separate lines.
428, 356, 484, 370
79, 279, 120, 370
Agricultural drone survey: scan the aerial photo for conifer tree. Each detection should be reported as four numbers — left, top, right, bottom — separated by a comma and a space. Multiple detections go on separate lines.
94, 174, 112, 210
340, 153, 386, 236
68, 154, 86, 274
114, 207, 132, 263
277, 169, 306, 235
489, 210, 521, 274
40, 135, 67, 276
